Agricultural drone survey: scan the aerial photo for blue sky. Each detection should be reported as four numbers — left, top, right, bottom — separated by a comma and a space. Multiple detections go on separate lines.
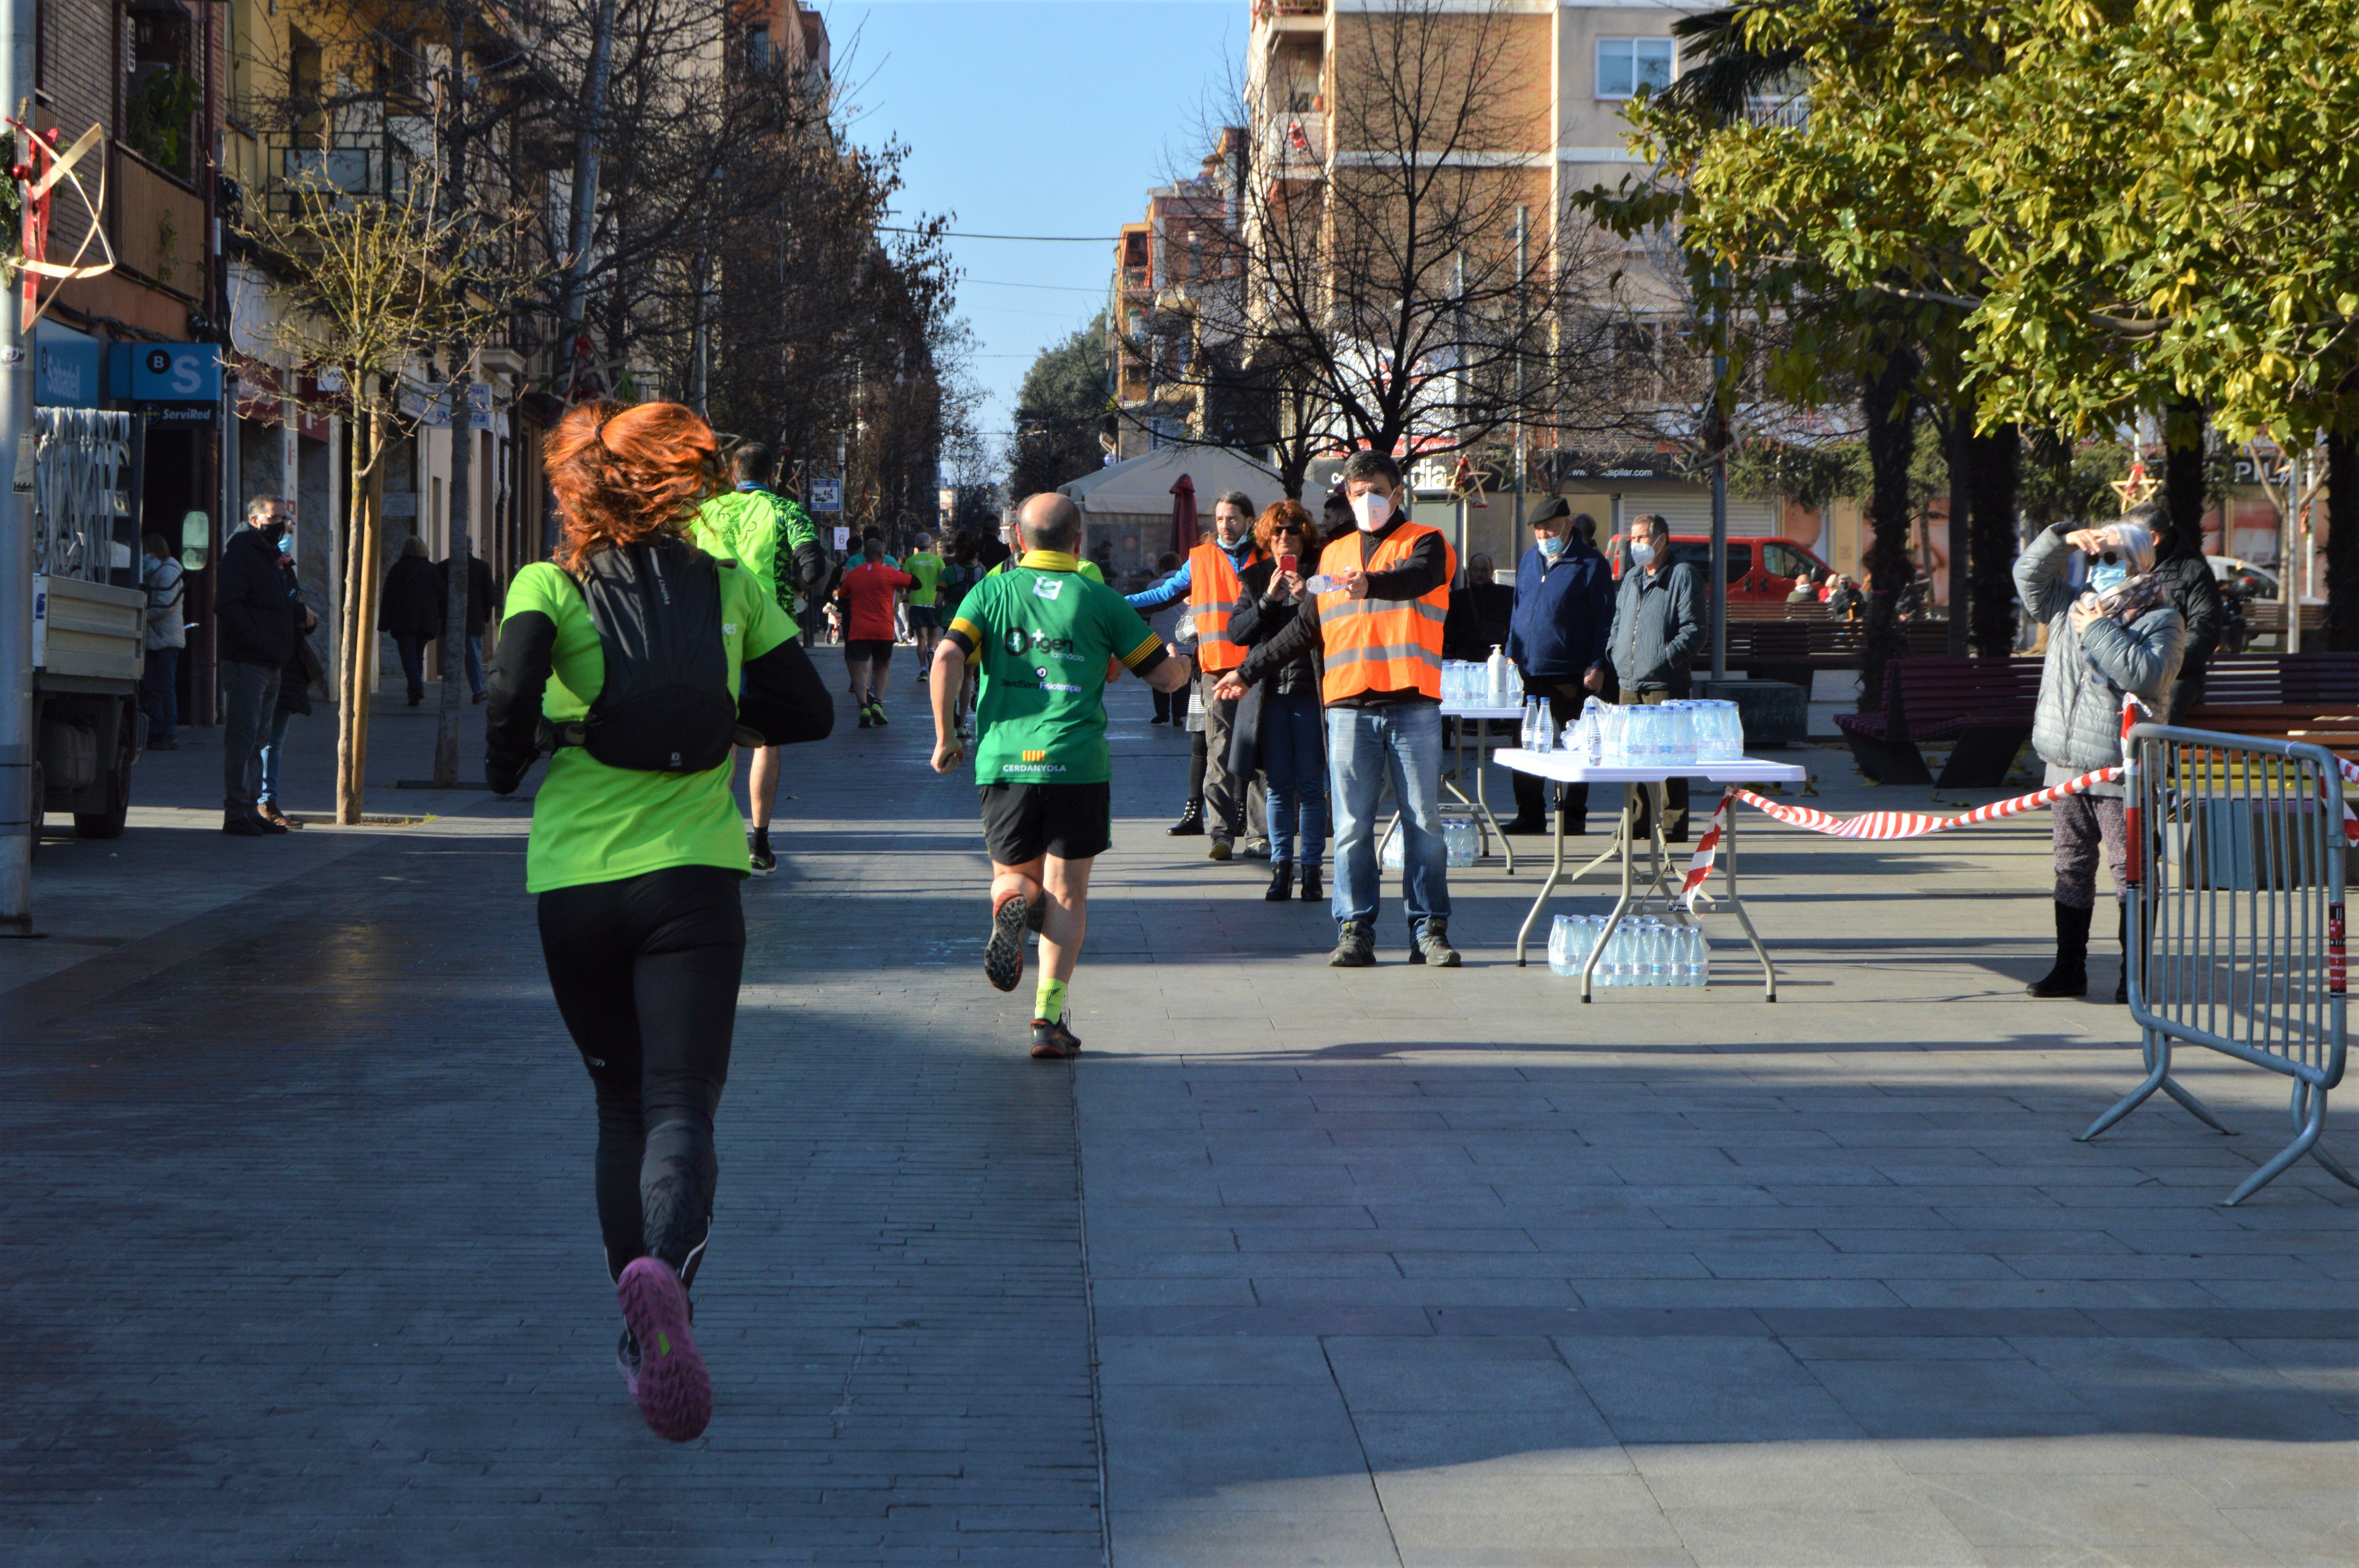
826, 2, 1241, 458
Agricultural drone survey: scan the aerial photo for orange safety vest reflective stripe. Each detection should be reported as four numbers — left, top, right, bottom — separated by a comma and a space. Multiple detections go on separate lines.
1316, 523, 1454, 704
1188, 539, 1263, 673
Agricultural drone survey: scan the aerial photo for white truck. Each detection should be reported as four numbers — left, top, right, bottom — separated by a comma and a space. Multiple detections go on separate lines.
30, 410, 142, 841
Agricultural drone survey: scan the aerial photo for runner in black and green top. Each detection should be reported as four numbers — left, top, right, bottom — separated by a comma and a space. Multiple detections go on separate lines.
689, 441, 826, 874
485, 400, 834, 1443
902, 534, 946, 669
929, 494, 1191, 1059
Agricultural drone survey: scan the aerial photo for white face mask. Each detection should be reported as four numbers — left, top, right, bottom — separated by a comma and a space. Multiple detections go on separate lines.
1629, 539, 1657, 568
1349, 490, 1392, 532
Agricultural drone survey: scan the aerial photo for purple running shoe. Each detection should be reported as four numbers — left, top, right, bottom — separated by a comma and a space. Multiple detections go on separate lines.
615, 1257, 711, 1441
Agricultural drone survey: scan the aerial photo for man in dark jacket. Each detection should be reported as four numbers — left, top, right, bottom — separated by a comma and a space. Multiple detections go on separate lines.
1441, 552, 1515, 662
1607, 512, 1704, 840
1503, 500, 1615, 835
381, 536, 444, 705
215, 497, 297, 836
2128, 500, 2224, 719
438, 547, 500, 702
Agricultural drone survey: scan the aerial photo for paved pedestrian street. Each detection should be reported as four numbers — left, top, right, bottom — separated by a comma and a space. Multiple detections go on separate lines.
4, 691, 2353, 1566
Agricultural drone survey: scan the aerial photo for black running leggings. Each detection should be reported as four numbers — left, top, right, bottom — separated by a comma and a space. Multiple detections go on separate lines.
538, 864, 745, 1286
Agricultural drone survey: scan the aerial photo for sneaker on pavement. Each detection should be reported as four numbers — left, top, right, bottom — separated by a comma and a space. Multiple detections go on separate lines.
1408, 917, 1462, 967
1029, 1017, 1082, 1060
1207, 838, 1232, 862
1329, 920, 1376, 967
857, 708, 874, 729
614, 1256, 711, 1441
985, 891, 1029, 993
1241, 840, 1271, 860
868, 700, 889, 726
748, 833, 776, 875
616, 1327, 643, 1397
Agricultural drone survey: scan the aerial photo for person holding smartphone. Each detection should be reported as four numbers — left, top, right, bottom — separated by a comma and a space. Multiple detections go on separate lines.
1227, 502, 1328, 903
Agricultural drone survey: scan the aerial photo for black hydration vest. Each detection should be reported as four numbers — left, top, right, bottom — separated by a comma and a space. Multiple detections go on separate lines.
548, 537, 739, 773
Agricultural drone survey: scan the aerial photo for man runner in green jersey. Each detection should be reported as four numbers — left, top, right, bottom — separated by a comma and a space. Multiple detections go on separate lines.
692, 442, 825, 873
903, 534, 946, 669
930, 494, 1190, 1058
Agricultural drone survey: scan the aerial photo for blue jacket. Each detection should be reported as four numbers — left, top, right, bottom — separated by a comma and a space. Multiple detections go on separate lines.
1505, 541, 1615, 681
1125, 540, 1257, 610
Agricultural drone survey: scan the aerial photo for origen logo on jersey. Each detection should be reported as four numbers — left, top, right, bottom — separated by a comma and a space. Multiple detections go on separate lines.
1004, 627, 1030, 655
1023, 749, 1049, 762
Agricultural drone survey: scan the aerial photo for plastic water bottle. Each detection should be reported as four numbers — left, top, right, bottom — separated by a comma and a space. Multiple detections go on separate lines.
1547, 914, 1580, 976
1487, 646, 1512, 704
1304, 573, 1341, 594
1578, 697, 1605, 763
1686, 923, 1711, 985
1521, 695, 1542, 750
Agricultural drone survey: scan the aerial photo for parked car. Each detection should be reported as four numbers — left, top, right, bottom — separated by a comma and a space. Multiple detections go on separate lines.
1605, 532, 1832, 605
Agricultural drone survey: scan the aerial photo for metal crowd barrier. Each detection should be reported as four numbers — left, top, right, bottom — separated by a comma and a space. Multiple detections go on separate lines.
2079, 723, 2354, 1205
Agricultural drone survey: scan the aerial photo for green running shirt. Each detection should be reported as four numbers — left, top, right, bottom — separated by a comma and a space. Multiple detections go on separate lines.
949, 552, 1162, 786
903, 552, 944, 606
505, 557, 797, 894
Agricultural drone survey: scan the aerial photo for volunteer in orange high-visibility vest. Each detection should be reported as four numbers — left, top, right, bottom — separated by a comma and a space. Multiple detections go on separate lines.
1214, 450, 1459, 969
1127, 490, 1267, 858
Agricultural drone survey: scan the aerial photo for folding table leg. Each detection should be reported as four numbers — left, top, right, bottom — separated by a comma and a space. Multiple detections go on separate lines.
1514, 800, 1570, 966
1581, 784, 1641, 1003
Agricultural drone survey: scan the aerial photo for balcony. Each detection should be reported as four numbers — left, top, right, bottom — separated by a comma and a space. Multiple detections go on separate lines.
110, 146, 207, 302
1267, 110, 1327, 171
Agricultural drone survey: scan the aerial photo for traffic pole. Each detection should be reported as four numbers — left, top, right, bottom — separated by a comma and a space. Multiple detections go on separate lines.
0, 0, 35, 936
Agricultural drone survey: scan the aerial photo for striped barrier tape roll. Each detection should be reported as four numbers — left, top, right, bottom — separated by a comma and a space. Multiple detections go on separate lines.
1676, 705, 2358, 910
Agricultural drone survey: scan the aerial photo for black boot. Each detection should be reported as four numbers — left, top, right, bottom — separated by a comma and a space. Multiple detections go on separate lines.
1265, 862, 1294, 902
2115, 903, 2130, 1004
2027, 901, 2092, 998
1167, 799, 1205, 837
1299, 864, 1323, 902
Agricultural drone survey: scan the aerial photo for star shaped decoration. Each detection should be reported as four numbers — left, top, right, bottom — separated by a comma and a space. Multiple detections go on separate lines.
2112, 458, 2157, 511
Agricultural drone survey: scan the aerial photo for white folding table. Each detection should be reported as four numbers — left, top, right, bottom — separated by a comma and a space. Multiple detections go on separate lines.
1438, 700, 1525, 869
1494, 750, 1807, 1002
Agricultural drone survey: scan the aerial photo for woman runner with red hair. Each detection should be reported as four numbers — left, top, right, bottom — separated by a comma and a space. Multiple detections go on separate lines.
485, 399, 834, 1440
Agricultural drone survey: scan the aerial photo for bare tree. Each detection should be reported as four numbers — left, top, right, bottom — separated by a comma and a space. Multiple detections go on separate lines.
1138, 0, 1648, 499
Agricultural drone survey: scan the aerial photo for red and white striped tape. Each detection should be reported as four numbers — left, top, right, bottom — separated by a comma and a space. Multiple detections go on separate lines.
1674, 700, 2357, 909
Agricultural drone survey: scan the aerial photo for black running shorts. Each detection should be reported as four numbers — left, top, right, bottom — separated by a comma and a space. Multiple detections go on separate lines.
845, 638, 894, 666
979, 781, 1113, 865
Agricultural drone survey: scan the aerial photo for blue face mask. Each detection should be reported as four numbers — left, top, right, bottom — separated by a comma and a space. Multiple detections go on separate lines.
2090, 563, 2128, 595
1536, 534, 1565, 559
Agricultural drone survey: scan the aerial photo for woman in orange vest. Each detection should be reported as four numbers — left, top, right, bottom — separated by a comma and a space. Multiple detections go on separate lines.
1214, 451, 1459, 969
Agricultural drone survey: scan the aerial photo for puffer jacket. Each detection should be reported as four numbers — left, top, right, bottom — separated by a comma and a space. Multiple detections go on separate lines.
2015, 523, 2186, 786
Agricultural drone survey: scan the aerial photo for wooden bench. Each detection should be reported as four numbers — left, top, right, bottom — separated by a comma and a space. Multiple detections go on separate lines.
1834, 657, 2044, 788
2182, 653, 2359, 759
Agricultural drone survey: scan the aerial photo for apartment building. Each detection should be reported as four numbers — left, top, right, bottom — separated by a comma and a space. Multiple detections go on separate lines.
1243, 0, 1815, 571
1108, 134, 1246, 465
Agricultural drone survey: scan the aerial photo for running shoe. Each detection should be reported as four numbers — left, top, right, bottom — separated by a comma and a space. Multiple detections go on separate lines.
857, 708, 874, 730
616, 1327, 642, 1397
749, 832, 776, 875
985, 891, 1029, 992
615, 1257, 711, 1441
869, 699, 889, 726
1030, 1017, 1082, 1059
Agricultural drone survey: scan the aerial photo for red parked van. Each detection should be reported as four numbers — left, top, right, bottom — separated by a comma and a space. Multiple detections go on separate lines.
1605, 533, 1832, 604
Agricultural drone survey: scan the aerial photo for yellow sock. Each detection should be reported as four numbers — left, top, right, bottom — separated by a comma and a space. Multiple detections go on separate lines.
1034, 977, 1068, 1024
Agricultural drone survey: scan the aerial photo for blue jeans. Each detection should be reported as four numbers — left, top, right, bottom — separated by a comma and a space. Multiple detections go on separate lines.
259, 709, 296, 805
1327, 702, 1449, 932
465, 633, 484, 697
1260, 688, 1327, 867
142, 646, 178, 740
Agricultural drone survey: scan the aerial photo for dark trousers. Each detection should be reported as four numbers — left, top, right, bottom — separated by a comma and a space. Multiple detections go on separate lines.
220, 659, 281, 814
394, 633, 430, 702
1153, 679, 1192, 724
142, 646, 179, 740
1622, 686, 1690, 836
1510, 676, 1596, 828
538, 865, 746, 1285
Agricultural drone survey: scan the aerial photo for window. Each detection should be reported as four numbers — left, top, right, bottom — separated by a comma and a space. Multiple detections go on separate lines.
748, 25, 771, 71
1596, 37, 1673, 100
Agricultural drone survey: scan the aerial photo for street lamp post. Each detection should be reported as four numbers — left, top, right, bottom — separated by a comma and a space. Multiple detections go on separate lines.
0, 0, 35, 934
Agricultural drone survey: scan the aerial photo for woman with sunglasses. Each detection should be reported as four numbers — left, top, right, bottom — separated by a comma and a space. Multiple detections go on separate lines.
1227, 501, 1329, 903
2014, 513, 2185, 1003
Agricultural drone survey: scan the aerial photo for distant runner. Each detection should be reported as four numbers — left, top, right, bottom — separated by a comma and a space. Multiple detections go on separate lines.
903, 533, 946, 669
486, 400, 834, 1442
930, 494, 1190, 1058
692, 441, 825, 873
839, 538, 915, 728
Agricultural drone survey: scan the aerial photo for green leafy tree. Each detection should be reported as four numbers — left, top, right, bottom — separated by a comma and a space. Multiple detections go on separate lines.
1010, 312, 1112, 499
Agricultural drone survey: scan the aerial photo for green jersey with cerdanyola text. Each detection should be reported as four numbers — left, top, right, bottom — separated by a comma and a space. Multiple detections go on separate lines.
949, 551, 1163, 787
